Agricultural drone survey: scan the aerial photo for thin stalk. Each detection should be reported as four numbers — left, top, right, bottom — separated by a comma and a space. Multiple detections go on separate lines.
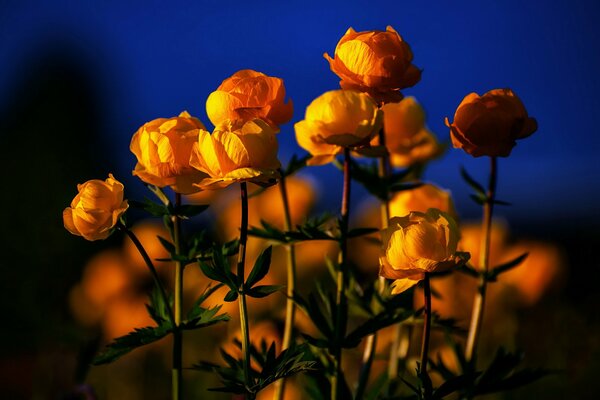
273, 172, 297, 400
331, 148, 352, 400
171, 193, 183, 400
357, 129, 390, 399
118, 223, 175, 325
465, 157, 498, 365
419, 274, 432, 399
237, 182, 253, 395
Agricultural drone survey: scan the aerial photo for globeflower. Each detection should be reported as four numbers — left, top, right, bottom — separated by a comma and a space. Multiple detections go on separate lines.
206, 69, 293, 128
63, 174, 129, 241
376, 97, 443, 167
324, 26, 421, 103
189, 118, 281, 190
130, 111, 208, 194
445, 88, 537, 157
379, 209, 464, 294
295, 90, 382, 166
390, 183, 456, 219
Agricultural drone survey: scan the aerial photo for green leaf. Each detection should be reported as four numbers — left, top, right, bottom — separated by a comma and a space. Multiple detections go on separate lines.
174, 204, 209, 218
487, 253, 528, 282
283, 154, 310, 177
145, 286, 172, 325
469, 193, 487, 205
92, 324, 172, 365
185, 283, 224, 321
246, 246, 272, 288
129, 199, 169, 217
246, 285, 284, 298
223, 290, 238, 302
460, 167, 486, 196
432, 372, 480, 399
181, 304, 230, 330
343, 308, 414, 348
388, 181, 423, 193
156, 235, 175, 255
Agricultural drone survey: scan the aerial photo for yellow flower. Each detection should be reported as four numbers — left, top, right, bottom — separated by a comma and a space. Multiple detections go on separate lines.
130, 111, 208, 194
375, 97, 443, 167
324, 26, 421, 103
206, 69, 293, 128
379, 209, 462, 294
63, 174, 128, 241
189, 119, 281, 190
390, 183, 456, 219
295, 90, 382, 165
445, 88, 537, 157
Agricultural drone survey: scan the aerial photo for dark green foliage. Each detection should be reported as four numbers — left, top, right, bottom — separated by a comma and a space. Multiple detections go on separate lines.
92, 324, 172, 365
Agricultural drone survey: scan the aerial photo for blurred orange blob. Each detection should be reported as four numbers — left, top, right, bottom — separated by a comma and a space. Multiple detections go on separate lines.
122, 221, 171, 277
80, 250, 131, 309
257, 378, 303, 400
102, 295, 155, 340
389, 183, 456, 219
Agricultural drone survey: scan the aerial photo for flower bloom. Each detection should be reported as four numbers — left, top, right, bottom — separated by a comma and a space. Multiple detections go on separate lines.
390, 183, 456, 219
130, 111, 208, 194
379, 209, 463, 294
189, 119, 281, 190
295, 90, 382, 165
445, 88, 537, 157
63, 174, 129, 241
375, 97, 443, 167
206, 69, 293, 128
324, 26, 421, 103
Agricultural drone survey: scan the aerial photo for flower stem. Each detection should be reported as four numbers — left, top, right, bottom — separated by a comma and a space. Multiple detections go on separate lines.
238, 182, 253, 394
465, 156, 498, 365
118, 223, 175, 325
419, 273, 432, 398
357, 129, 390, 399
171, 193, 184, 400
273, 172, 297, 400
331, 148, 352, 400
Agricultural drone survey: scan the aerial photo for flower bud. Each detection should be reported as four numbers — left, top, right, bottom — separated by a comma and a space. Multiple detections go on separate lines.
445, 89, 537, 157
130, 111, 208, 194
63, 174, 128, 241
206, 69, 293, 128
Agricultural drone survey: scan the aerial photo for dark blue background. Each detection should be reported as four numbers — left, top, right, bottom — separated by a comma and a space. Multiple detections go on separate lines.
1, 0, 598, 221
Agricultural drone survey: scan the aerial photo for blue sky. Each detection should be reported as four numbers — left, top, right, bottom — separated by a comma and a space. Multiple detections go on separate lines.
1, 0, 599, 222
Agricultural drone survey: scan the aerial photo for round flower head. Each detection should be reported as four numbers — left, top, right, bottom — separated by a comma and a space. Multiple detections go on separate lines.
130, 111, 208, 194
295, 90, 382, 166
63, 174, 129, 241
189, 118, 281, 190
379, 209, 465, 294
206, 69, 293, 128
375, 97, 443, 167
445, 88, 537, 157
390, 183, 456, 219
324, 26, 421, 103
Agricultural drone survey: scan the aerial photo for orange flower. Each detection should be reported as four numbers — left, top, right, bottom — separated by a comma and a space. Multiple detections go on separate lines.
206, 69, 293, 128
390, 183, 456, 220
189, 119, 281, 190
379, 209, 463, 294
130, 111, 208, 194
324, 26, 421, 103
376, 97, 443, 167
445, 89, 537, 157
63, 174, 128, 241
295, 90, 382, 165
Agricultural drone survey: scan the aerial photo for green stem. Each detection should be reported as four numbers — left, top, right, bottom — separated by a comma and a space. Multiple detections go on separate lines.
465, 157, 497, 365
419, 273, 432, 399
171, 193, 184, 400
273, 172, 297, 400
332, 148, 352, 400
237, 182, 253, 395
118, 223, 175, 326
357, 129, 390, 399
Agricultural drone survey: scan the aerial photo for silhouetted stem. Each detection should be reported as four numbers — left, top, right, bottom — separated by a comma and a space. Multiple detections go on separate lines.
465, 156, 498, 364
331, 148, 351, 400
237, 182, 253, 395
419, 274, 432, 399
171, 193, 183, 400
273, 172, 297, 400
